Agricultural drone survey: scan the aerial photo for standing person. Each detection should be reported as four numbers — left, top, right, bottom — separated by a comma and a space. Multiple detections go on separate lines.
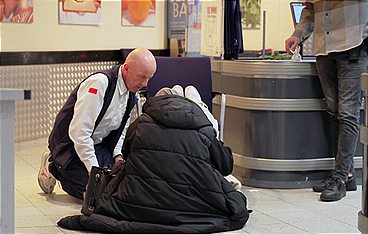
37, 48, 157, 200
285, 0, 368, 202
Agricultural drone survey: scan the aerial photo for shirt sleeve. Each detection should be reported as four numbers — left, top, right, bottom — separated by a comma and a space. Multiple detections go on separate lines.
69, 73, 109, 172
113, 116, 131, 157
292, 1, 314, 41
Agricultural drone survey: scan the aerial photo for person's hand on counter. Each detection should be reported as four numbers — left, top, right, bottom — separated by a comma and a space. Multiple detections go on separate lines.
285, 36, 300, 54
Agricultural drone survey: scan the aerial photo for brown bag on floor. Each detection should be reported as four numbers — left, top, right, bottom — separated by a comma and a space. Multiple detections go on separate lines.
81, 166, 112, 216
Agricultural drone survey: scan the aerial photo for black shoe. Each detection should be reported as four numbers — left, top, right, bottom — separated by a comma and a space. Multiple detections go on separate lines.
313, 176, 357, 192
313, 177, 333, 192
346, 176, 357, 191
320, 177, 346, 202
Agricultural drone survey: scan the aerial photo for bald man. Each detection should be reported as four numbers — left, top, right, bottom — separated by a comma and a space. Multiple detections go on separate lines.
38, 48, 157, 200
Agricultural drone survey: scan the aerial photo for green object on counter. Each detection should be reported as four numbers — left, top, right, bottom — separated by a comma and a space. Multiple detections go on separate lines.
263, 54, 292, 60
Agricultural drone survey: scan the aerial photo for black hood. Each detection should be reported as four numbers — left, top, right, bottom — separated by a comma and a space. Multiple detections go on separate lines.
142, 95, 212, 129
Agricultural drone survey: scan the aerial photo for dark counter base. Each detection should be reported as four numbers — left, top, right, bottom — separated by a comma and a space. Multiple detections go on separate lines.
234, 166, 362, 189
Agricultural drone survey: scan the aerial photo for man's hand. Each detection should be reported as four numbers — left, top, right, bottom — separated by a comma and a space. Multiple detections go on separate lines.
114, 155, 124, 163
285, 36, 300, 54
112, 155, 125, 176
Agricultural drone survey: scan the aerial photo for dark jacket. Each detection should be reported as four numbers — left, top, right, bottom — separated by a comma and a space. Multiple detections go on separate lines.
224, 0, 244, 60
58, 95, 250, 233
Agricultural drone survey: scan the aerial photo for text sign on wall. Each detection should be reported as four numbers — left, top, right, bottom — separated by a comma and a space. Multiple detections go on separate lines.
200, 0, 223, 57
168, 0, 188, 39
186, 0, 202, 57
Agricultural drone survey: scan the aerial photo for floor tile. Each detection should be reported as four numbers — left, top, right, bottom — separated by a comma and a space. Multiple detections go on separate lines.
246, 210, 285, 225
60, 227, 99, 233
244, 222, 310, 234
37, 205, 81, 216
250, 200, 302, 213
291, 220, 359, 233
16, 215, 54, 228
16, 226, 64, 234
221, 230, 249, 234
15, 207, 44, 217
267, 210, 333, 224
267, 189, 321, 203
15, 192, 34, 208
15, 139, 46, 153
242, 188, 280, 208
342, 190, 362, 209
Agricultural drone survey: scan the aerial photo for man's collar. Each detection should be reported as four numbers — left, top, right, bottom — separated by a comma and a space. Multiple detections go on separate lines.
118, 65, 128, 95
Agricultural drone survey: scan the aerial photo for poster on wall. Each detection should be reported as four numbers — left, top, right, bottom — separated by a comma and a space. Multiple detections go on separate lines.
167, 0, 186, 39
122, 0, 156, 27
186, 0, 201, 57
200, 0, 223, 57
167, 0, 187, 57
59, 0, 102, 26
0, 0, 33, 23
240, 0, 261, 30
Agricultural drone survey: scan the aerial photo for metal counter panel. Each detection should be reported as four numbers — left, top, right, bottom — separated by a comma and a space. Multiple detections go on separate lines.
212, 60, 363, 188
220, 75, 325, 98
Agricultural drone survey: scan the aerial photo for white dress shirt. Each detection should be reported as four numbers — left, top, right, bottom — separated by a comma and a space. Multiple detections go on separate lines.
69, 66, 131, 172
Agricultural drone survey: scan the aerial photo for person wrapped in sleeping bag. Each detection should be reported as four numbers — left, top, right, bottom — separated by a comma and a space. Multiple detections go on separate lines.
58, 94, 250, 233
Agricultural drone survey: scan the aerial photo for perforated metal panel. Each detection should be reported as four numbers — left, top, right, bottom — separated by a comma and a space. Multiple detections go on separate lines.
0, 65, 50, 142
48, 62, 117, 134
0, 61, 118, 142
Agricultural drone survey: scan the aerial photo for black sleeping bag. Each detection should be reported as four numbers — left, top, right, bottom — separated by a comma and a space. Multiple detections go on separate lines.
58, 95, 250, 233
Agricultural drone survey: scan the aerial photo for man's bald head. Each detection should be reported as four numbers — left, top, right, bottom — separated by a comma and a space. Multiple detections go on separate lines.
122, 48, 157, 93
126, 48, 156, 67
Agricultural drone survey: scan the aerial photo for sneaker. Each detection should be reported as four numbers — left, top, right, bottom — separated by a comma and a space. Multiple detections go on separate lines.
313, 177, 334, 192
37, 151, 57, 194
346, 176, 357, 191
313, 176, 357, 192
184, 85, 219, 138
171, 85, 184, 97
185, 85, 208, 109
225, 174, 242, 191
320, 177, 346, 202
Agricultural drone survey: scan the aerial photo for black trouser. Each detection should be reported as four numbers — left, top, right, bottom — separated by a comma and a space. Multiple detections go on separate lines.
50, 143, 114, 200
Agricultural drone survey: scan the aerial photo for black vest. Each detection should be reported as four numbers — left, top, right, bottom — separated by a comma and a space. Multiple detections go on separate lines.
48, 65, 138, 169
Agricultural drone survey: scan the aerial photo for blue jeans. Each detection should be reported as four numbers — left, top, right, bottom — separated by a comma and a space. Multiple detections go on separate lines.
316, 40, 368, 182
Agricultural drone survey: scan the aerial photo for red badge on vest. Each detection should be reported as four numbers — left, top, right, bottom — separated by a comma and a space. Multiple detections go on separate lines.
88, 87, 98, 95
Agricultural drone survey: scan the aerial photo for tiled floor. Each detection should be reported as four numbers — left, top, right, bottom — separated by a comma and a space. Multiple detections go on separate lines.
14, 138, 361, 233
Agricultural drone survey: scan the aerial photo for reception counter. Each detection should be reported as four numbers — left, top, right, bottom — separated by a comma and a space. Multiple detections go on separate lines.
211, 60, 362, 188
